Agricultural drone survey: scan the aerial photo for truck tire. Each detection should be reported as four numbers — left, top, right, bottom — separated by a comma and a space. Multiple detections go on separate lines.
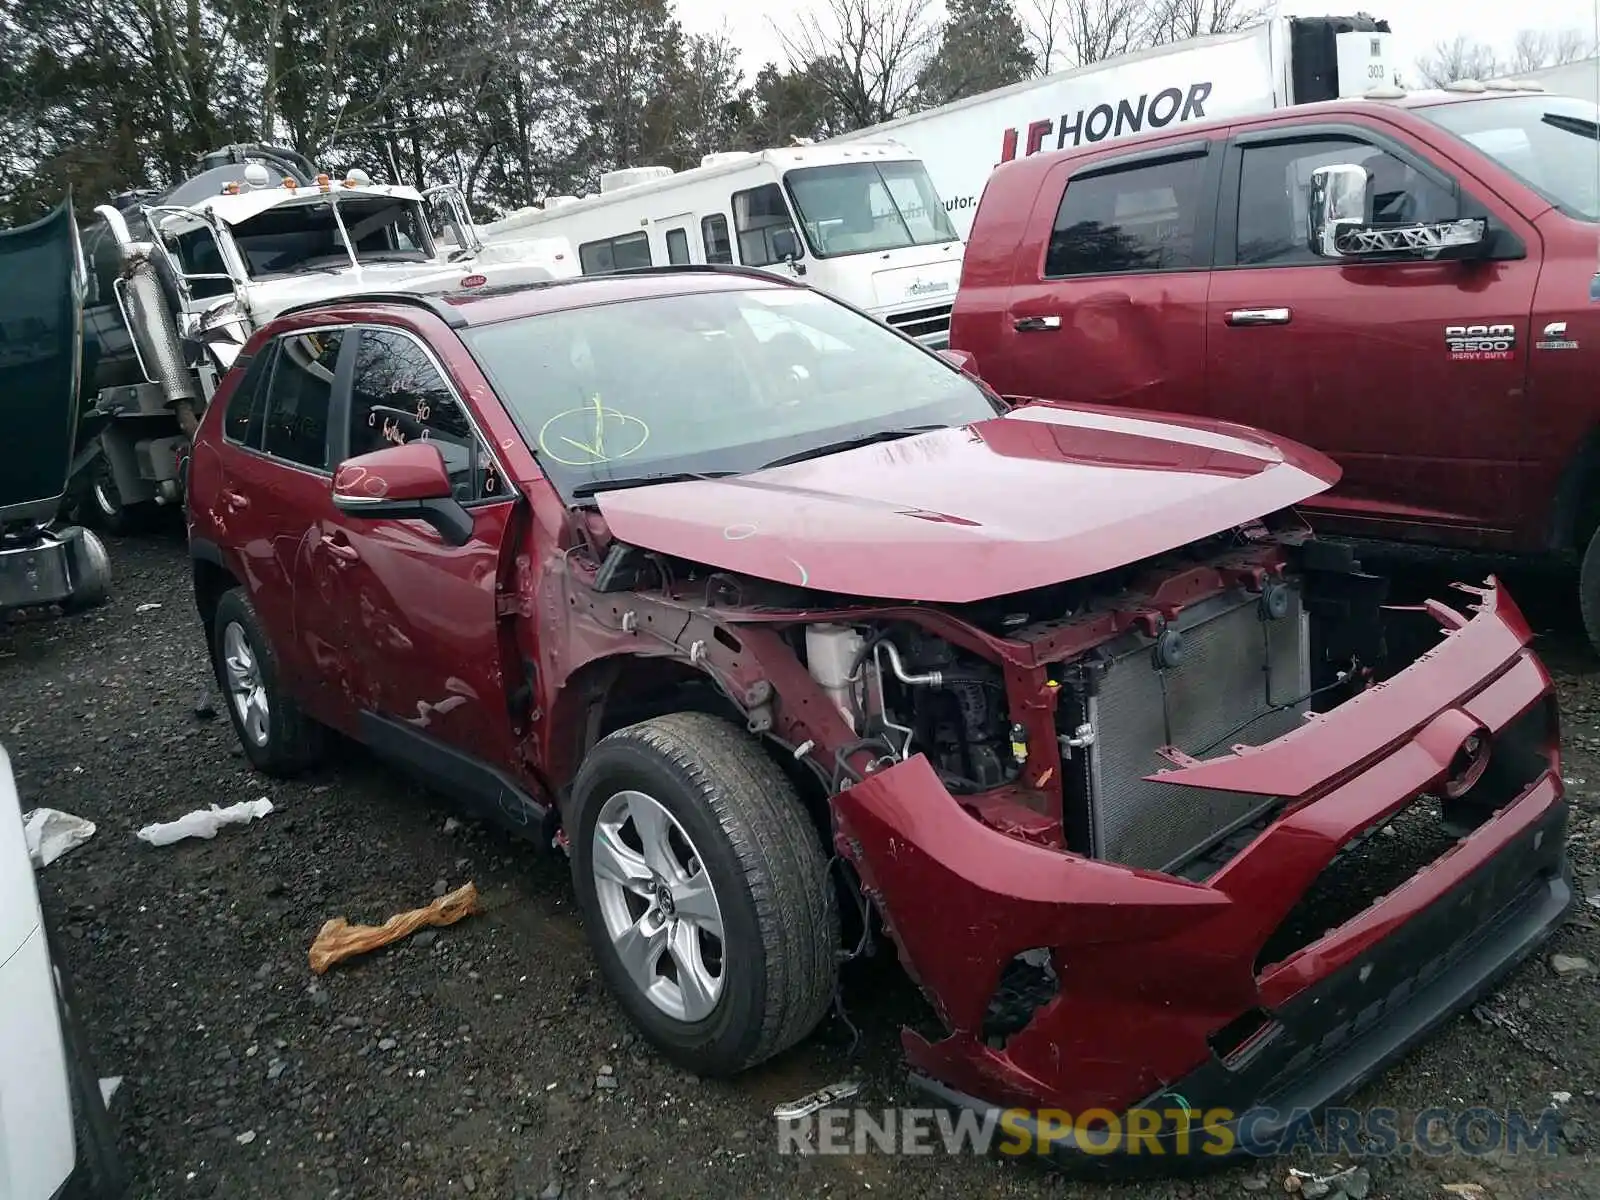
61, 529, 112, 613
1582, 527, 1600, 657
209, 587, 325, 775
86, 457, 146, 536
569, 712, 838, 1076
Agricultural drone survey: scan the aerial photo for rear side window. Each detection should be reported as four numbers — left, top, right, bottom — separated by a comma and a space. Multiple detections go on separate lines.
1235, 136, 1459, 267
222, 345, 276, 448
702, 214, 733, 264
1045, 155, 1209, 277
578, 232, 652, 274
260, 329, 343, 470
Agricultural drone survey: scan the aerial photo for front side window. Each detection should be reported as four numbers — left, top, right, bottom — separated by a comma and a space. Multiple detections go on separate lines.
702, 214, 733, 264
784, 160, 958, 258
1418, 94, 1600, 222
260, 329, 343, 469
579, 231, 653, 275
1236, 136, 1457, 266
460, 286, 1002, 499
347, 328, 500, 502
732, 185, 802, 267
1045, 154, 1209, 277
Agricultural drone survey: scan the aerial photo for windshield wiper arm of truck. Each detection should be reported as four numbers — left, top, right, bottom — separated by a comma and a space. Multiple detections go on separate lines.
569, 470, 740, 501
758, 424, 951, 470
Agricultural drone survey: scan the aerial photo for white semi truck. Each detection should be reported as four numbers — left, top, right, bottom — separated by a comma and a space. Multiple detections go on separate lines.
75, 143, 577, 530
826, 13, 1400, 238
474, 142, 965, 348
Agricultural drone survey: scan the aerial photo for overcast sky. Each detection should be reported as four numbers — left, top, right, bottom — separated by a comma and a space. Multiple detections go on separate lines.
675, 0, 1598, 86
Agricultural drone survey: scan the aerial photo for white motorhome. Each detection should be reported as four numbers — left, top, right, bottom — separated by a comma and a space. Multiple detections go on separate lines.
827, 14, 1398, 238
476, 143, 965, 347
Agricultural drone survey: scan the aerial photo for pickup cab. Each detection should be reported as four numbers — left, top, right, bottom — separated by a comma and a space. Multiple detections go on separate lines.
948, 83, 1600, 646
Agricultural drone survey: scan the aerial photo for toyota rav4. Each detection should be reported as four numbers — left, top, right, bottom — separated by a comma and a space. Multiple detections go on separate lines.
186, 266, 1571, 1165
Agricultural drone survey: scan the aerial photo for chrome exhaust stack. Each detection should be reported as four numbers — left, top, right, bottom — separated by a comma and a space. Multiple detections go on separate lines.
94, 204, 199, 418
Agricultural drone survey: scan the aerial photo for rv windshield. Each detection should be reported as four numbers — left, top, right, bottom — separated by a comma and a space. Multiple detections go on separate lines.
461, 285, 998, 498
784, 161, 958, 258
1417, 94, 1600, 221
229, 197, 435, 277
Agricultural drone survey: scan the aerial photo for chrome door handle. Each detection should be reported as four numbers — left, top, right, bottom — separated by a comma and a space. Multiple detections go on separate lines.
1014, 314, 1063, 332
1225, 307, 1292, 326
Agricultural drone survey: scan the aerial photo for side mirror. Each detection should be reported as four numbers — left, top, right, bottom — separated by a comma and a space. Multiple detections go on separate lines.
938, 347, 979, 376
1309, 163, 1488, 260
1307, 164, 1373, 258
332, 442, 473, 546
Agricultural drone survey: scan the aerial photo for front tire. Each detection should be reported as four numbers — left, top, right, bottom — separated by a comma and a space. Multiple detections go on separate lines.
570, 712, 838, 1076
208, 587, 324, 775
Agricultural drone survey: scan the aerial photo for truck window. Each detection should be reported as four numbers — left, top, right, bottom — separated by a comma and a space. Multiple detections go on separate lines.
579, 231, 653, 274
665, 228, 690, 265
785, 160, 957, 257
167, 225, 233, 299
733, 185, 801, 267
1236, 138, 1457, 266
1045, 156, 1208, 278
702, 215, 733, 264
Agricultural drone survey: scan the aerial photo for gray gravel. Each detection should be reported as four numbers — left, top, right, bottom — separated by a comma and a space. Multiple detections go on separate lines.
3, 523, 1598, 1199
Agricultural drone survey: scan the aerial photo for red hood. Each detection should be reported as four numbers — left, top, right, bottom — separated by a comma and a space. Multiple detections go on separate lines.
592, 402, 1341, 603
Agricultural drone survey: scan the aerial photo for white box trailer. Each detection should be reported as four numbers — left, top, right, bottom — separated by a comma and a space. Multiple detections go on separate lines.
827, 14, 1397, 239
476, 143, 965, 347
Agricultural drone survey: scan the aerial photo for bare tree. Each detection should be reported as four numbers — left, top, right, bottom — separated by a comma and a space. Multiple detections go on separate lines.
1021, 0, 1266, 75
773, 0, 939, 126
1414, 35, 1501, 87
1506, 27, 1596, 75
1144, 0, 1269, 47
1020, 0, 1064, 74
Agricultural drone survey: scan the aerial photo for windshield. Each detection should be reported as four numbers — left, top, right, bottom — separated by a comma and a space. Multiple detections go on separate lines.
460, 286, 999, 498
1417, 94, 1600, 221
784, 161, 959, 258
230, 197, 435, 277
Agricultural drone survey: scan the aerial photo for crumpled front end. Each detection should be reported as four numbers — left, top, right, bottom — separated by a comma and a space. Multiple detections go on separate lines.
833, 576, 1570, 1163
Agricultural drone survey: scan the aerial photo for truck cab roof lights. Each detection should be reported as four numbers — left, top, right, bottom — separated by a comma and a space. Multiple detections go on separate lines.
1363, 84, 1408, 101
1443, 79, 1488, 93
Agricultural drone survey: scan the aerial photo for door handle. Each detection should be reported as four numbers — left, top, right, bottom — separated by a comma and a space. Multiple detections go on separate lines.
320, 534, 359, 563
221, 488, 249, 510
1225, 307, 1292, 326
1013, 314, 1063, 332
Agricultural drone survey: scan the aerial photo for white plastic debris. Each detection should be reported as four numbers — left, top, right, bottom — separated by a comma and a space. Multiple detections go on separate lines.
22, 808, 97, 867
98, 1076, 123, 1106
135, 602, 162, 613
136, 798, 274, 846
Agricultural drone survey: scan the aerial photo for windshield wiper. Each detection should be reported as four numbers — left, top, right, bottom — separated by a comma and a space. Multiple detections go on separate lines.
757, 424, 950, 470
569, 470, 739, 499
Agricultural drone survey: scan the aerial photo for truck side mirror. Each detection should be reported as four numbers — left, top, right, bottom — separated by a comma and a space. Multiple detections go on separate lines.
1307, 164, 1372, 258
1308, 162, 1488, 261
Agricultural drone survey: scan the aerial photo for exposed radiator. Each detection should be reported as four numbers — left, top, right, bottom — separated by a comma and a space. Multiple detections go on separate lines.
1079, 586, 1310, 873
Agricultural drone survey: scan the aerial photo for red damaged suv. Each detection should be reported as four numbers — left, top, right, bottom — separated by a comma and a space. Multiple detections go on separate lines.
186, 266, 1570, 1162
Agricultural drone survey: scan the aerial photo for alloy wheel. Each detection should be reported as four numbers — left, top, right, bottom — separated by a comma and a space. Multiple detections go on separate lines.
590, 788, 726, 1023
222, 621, 270, 747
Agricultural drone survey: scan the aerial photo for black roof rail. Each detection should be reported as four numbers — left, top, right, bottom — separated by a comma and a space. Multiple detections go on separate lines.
604, 263, 806, 288
272, 290, 469, 329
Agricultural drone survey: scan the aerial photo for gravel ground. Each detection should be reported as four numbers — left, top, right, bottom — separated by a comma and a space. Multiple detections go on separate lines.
3, 523, 1599, 1200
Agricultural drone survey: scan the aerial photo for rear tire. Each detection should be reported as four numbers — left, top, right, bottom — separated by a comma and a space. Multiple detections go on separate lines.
208, 587, 324, 775
86, 458, 146, 536
1580, 525, 1600, 657
569, 712, 837, 1076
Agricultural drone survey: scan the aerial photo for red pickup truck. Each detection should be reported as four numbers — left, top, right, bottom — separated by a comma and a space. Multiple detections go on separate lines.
949, 84, 1600, 646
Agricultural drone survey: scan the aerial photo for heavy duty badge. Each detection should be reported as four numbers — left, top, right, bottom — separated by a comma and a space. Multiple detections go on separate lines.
1445, 323, 1517, 361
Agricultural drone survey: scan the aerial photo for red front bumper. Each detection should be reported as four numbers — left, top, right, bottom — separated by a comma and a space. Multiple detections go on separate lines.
834, 579, 1571, 1145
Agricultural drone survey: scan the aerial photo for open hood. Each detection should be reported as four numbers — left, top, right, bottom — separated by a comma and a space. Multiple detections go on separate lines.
592, 403, 1341, 603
